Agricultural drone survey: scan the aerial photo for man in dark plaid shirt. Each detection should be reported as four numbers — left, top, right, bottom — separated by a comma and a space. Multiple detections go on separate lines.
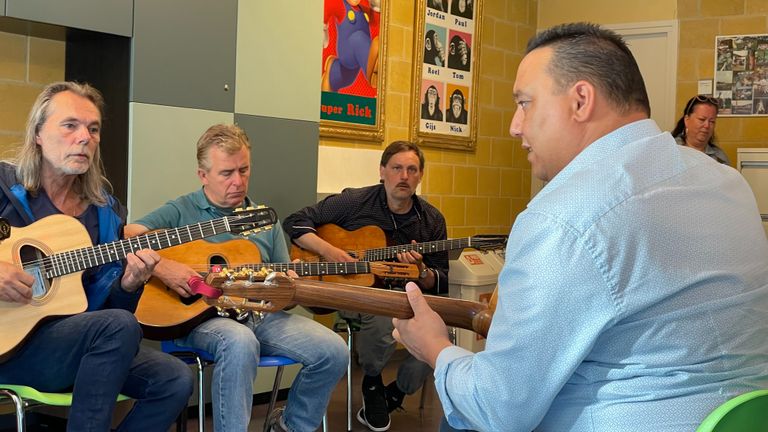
283, 141, 448, 432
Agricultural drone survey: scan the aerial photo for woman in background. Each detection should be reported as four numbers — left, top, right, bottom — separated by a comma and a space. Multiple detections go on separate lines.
671, 95, 730, 164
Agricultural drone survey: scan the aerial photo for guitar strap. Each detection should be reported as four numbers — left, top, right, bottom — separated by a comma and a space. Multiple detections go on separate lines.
2, 183, 35, 225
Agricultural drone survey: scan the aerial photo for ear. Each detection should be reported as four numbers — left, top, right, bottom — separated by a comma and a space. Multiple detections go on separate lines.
570, 80, 596, 122
379, 165, 386, 182
197, 168, 208, 184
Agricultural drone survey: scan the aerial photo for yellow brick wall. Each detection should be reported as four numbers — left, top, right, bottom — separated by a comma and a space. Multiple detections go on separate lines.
0, 21, 65, 159
677, 0, 768, 166
320, 0, 534, 238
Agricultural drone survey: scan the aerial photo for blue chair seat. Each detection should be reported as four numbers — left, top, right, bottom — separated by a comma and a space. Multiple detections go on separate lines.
160, 340, 314, 432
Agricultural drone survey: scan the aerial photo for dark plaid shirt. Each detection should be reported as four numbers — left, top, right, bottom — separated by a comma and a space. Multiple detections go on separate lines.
283, 183, 448, 294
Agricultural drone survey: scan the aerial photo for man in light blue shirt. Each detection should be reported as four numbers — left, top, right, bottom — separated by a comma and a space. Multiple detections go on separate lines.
393, 22, 768, 432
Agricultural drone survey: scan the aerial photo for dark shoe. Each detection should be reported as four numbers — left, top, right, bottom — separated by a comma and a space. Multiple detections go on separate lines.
357, 374, 390, 431
384, 381, 406, 413
266, 407, 288, 432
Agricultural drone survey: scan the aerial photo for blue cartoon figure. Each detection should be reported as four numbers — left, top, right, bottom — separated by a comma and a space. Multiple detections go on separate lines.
322, 0, 381, 93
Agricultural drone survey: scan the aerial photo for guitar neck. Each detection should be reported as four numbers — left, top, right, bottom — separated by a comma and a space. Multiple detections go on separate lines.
359, 237, 471, 261
291, 279, 491, 337
238, 261, 371, 277
40, 218, 236, 279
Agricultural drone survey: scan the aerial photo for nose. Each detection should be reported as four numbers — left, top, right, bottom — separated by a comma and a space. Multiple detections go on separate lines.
75, 125, 91, 145
509, 108, 523, 137
231, 172, 245, 186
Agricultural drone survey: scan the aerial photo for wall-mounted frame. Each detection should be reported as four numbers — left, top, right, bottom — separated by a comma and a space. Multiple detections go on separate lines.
410, 0, 482, 151
320, 0, 388, 142
714, 33, 768, 116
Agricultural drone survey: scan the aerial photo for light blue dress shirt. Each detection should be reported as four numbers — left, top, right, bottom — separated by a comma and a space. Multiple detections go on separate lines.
435, 119, 768, 431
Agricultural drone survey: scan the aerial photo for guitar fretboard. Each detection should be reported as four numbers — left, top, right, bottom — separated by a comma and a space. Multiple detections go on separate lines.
356, 237, 473, 261
237, 261, 372, 277
32, 218, 236, 278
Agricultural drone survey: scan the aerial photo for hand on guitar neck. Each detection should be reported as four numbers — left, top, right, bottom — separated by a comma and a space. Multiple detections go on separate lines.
393, 282, 455, 368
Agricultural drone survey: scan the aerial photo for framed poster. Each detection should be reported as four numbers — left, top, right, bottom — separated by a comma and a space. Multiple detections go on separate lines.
714, 33, 768, 116
320, 0, 388, 141
410, 0, 482, 150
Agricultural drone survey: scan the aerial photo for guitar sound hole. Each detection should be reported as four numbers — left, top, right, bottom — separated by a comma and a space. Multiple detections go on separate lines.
210, 254, 227, 266
181, 253, 226, 306
20, 244, 51, 299
181, 294, 202, 305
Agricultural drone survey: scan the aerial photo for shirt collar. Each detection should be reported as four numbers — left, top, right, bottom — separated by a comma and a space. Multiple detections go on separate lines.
190, 187, 250, 214
535, 119, 662, 200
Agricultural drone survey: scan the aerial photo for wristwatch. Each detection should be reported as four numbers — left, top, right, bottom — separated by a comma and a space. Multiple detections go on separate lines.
419, 266, 430, 279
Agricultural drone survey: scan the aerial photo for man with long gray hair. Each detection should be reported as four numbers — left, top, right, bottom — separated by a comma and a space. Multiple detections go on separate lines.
0, 81, 193, 431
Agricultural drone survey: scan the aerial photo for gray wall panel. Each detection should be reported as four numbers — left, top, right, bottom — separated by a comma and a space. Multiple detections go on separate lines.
5, 0, 132, 36
132, 0, 236, 112
1, 1, 6, 15
128, 103, 234, 222
234, 114, 319, 224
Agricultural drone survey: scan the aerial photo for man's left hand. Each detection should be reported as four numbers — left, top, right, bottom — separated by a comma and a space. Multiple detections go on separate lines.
121, 249, 160, 292
392, 282, 453, 368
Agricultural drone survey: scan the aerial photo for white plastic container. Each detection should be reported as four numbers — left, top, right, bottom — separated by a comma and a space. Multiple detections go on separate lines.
448, 249, 503, 352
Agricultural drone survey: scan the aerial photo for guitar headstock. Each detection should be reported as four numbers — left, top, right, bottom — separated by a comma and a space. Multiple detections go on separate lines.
468, 235, 508, 251
229, 206, 278, 236
204, 270, 297, 312
369, 262, 419, 279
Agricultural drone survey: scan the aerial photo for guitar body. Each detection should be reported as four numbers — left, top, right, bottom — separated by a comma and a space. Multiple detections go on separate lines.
135, 238, 262, 340
289, 224, 386, 286
0, 215, 91, 362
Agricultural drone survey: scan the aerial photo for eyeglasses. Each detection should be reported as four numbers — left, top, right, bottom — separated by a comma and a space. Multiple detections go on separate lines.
685, 95, 719, 115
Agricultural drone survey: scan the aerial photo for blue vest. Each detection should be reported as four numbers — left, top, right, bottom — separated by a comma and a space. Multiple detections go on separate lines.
10, 184, 124, 311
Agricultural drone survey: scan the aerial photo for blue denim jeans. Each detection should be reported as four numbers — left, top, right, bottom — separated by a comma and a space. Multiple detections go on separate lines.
176, 311, 348, 432
0, 309, 194, 431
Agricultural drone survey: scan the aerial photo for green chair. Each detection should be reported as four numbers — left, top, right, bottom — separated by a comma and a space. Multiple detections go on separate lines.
696, 389, 768, 432
0, 384, 130, 431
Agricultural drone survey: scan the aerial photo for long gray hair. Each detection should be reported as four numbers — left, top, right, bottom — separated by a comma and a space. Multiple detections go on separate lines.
15, 81, 110, 206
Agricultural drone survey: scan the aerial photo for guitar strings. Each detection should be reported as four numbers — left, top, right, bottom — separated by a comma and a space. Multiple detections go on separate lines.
19, 217, 263, 274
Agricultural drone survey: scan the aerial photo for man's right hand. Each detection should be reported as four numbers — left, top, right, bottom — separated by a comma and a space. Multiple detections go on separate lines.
0, 261, 34, 303
153, 259, 200, 298
322, 245, 357, 262
294, 233, 357, 262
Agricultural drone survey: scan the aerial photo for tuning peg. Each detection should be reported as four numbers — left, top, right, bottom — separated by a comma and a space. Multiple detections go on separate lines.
235, 309, 250, 321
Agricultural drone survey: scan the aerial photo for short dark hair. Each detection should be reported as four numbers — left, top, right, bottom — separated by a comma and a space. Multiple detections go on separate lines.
526, 22, 650, 117
380, 141, 425, 171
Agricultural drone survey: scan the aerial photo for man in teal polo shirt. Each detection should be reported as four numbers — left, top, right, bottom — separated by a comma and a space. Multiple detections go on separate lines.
125, 124, 347, 432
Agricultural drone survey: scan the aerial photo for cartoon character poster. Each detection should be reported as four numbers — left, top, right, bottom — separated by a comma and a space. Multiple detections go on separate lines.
412, 0, 481, 150
321, 0, 385, 137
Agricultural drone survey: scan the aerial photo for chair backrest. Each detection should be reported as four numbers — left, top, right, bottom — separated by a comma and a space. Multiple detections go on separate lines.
696, 389, 768, 432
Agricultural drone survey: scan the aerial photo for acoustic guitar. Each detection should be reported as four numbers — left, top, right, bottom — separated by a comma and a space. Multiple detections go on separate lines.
134, 238, 420, 340
290, 224, 508, 286
0, 207, 276, 363
203, 271, 494, 338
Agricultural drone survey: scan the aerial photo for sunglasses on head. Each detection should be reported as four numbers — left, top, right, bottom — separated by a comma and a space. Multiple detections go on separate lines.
685, 95, 719, 115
